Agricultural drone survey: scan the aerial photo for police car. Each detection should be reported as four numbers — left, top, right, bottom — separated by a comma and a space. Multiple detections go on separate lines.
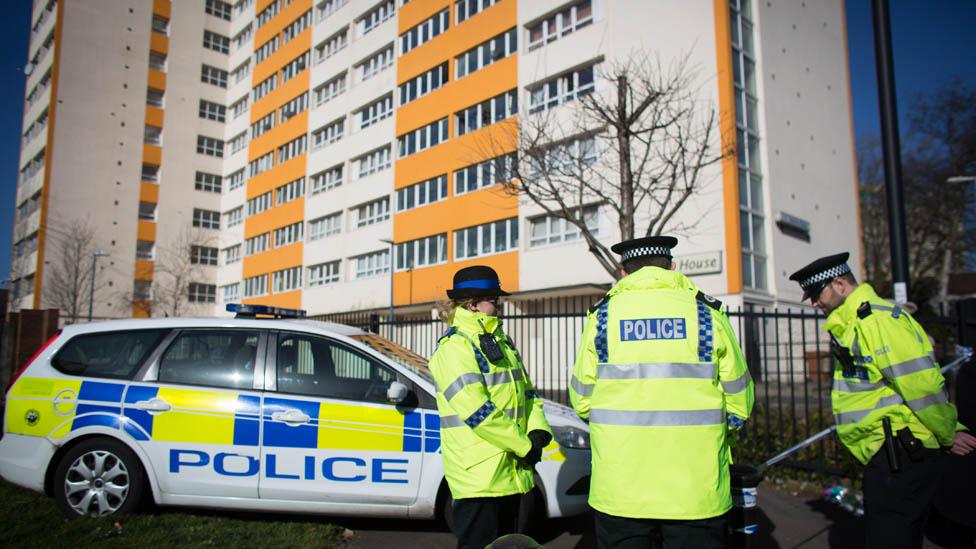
0, 304, 591, 524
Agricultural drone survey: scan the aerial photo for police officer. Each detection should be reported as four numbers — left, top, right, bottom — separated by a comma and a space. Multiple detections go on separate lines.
789, 253, 975, 548
570, 237, 754, 548
429, 265, 552, 549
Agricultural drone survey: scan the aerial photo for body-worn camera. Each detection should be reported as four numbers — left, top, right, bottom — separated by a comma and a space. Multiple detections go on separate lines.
479, 333, 505, 363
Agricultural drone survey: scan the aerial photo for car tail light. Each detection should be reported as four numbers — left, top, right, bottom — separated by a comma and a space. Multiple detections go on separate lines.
6, 330, 61, 395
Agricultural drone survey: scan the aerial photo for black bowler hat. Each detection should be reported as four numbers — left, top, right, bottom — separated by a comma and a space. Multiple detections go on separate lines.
610, 236, 678, 263
789, 252, 851, 301
446, 265, 511, 299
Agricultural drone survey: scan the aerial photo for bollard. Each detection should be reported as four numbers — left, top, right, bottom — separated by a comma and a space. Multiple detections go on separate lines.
730, 464, 763, 549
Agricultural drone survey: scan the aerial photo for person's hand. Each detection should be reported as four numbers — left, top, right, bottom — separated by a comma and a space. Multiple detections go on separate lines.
518, 430, 552, 467
950, 431, 976, 456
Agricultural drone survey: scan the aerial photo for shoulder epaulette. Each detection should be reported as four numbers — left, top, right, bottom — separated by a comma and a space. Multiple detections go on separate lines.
857, 301, 872, 319
588, 294, 610, 314
695, 290, 722, 311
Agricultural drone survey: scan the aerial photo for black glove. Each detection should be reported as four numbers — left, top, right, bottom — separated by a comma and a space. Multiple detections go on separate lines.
518, 430, 552, 467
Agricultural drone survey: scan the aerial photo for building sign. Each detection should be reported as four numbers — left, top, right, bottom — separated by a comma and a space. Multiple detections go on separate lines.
675, 251, 723, 276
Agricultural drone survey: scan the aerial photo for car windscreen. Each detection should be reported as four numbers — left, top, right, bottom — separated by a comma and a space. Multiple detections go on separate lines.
351, 334, 434, 384
51, 329, 169, 379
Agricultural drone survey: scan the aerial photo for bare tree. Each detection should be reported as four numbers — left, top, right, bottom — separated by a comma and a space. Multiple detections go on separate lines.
44, 219, 107, 323
475, 53, 731, 279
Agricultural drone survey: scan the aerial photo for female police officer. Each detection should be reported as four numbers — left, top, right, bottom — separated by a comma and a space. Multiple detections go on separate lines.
429, 265, 552, 549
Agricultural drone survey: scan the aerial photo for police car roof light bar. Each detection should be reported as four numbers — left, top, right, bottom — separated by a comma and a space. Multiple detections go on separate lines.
226, 303, 307, 319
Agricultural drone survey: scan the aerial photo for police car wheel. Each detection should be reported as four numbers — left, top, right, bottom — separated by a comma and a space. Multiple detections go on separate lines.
54, 438, 146, 518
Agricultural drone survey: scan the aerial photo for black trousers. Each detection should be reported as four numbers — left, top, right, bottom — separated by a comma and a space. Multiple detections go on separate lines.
863, 441, 941, 549
453, 494, 521, 549
594, 509, 728, 549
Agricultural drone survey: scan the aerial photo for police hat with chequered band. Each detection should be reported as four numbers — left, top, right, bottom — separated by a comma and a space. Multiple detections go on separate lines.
610, 236, 678, 263
788, 252, 852, 301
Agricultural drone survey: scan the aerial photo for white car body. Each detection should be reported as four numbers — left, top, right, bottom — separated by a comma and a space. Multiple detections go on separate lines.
0, 316, 591, 520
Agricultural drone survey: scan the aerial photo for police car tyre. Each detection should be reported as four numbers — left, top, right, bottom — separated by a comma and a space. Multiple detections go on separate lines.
53, 438, 146, 518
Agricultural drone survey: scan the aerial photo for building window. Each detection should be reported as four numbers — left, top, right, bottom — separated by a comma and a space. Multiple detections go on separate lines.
317, 0, 349, 22
276, 177, 305, 205
272, 267, 302, 293
528, 205, 599, 247
231, 96, 249, 119
357, 94, 393, 129
308, 261, 340, 286
527, 63, 596, 113
195, 171, 223, 193
142, 163, 160, 183
277, 134, 307, 163
233, 24, 253, 50
400, 8, 448, 54
188, 283, 217, 303
236, 0, 256, 17
191, 245, 219, 266
358, 46, 394, 81
144, 125, 162, 145
192, 209, 221, 229
528, 135, 598, 175
279, 92, 308, 123
256, 0, 281, 27
397, 118, 448, 157
280, 50, 310, 83
454, 153, 515, 195
731, 0, 766, 290
201, 64, 228, 88
245, 233, 270, 255
247, 191, 273, 216
227, 169, 246, 191
395, 234, 447, 271
137, 239, 155, 260
152, 15, 169, 35
251, 112, 275, 139
222, 283, 240, 303
314, 72, 346, 105
455, 89, 517, 136
229, 132, 248, 154
314, 27, 348, 63
147, 88, 164, 107
310, 165, 343, 194
255, 35, 280, 64
203, 30, 230, 54
455, 218, 519, 259
398, 63, 448, 106
274, 222, 304, 247
352, 250, 390, 279
527, 0, 593, 51
249, 151, 274, 176
397, 174, 448, 211
309, 212, 341, 240
312, 118, 345, 149
283, 9, 312, 42
138, 202, 156, 221
455, 28, 516, 79
232, 59, 251, 84
356, 147, 391, 177
223, 244, 241, 264
456, 0, 500, 24
196, 135, 225, 157
253, 74, 277, 101
199, 100, 226, 122
360, 0, 394, 35
243, 275, 267, 297
206, 0, 232, 20
224, 206, 243, 227
354, 197, 390, 227
149, 51, 167, 72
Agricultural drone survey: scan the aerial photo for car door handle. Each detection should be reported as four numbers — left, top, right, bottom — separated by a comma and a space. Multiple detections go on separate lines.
271, 410, 310, 424
133, 398, 172, 413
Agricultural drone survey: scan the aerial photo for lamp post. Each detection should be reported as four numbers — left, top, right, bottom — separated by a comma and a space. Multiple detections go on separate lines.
87, 251, 109, 321
379, 239, 394, 326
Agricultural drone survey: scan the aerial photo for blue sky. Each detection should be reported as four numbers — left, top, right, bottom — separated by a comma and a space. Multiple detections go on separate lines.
0, 1, 974, 288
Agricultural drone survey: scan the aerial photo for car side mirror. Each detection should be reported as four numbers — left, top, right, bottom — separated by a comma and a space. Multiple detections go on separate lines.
387, 381, 410, 405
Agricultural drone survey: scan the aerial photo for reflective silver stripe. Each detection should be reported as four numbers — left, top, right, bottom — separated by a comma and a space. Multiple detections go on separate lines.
721, 371, 752, 394
485, 369, 523, 386
598, 362, 717, 380
906, 391, 949, 412
503, 407, 517, 418
881, 356, 936, 380
571, 377, 594, 396
442, 372, 485, 401
834, 394, 904, 424
440, 415, 464, 428
833, 378, 886, 393
589, 408, 724, 426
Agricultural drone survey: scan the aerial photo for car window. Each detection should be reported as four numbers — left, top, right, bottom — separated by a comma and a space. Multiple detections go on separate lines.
51, 330, 168, 379
351, 334, 434, 384
158, 330, 260, 389
276, 333, 398, 404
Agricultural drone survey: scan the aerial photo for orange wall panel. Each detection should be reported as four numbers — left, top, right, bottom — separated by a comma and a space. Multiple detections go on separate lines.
250, 70, 310, 123
242, 243, 304, 278
254, 0, 312, 48
152, 0, 171, 19
253, 26, 311, 85
134, 260, 154, 281
243, 289, 302, 309
393, 251, 518, 305
395, 120, 517, 188
398, 0, 452, 31
147, 69, 166, 90
145, 106, 164, 128
142, 144, 162, 165
248, 110, 308, 161
713, 0, 742, 294
150, 34, 168, 55
243, 196, 305, 238
140, 182, 159, 203
137, 221, 157, 242
394, 186, 517, 242
245, 154, 308, 200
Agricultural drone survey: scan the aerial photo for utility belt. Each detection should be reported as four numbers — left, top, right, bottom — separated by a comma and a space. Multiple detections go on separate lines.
879, 417, 938, 472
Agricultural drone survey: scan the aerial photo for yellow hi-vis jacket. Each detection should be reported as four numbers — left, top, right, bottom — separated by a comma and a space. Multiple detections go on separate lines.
570, 267, 754, 520
825, 283, 962, 464
429, 307, 552, 500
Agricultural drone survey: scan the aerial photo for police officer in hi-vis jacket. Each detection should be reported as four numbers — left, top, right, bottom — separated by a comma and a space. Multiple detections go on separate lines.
570, 236, 754, 548
789, 253, 976, 548
429, 265, 552, 549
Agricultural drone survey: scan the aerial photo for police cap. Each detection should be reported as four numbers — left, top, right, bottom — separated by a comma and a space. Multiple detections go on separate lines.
788, 252, 851, 301
610, 236, 678, 264
446, 265, 511, 299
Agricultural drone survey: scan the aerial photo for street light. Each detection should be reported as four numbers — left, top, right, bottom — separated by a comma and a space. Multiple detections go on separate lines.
87, 251, 109, 321
379, 239, 394, 326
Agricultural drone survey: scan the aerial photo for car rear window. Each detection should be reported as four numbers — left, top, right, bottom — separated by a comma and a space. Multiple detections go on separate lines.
51, 330, 169, 379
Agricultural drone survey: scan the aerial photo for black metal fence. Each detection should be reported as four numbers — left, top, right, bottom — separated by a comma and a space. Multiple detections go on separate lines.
313, 297, 964, 476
